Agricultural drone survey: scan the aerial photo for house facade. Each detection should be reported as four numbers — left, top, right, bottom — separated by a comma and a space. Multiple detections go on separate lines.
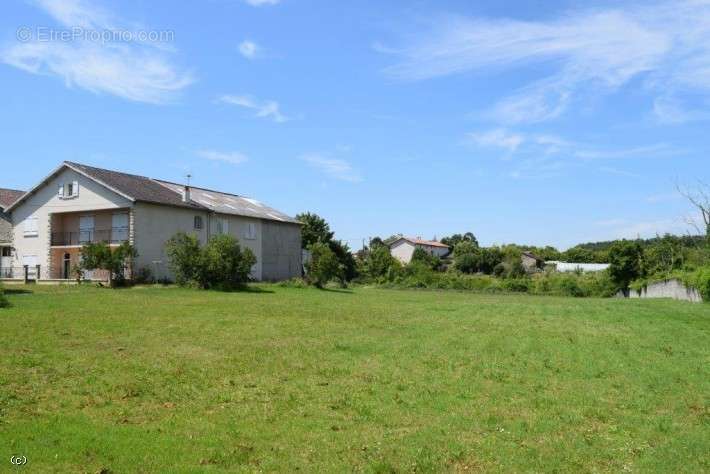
389, 237, 450, 264
1, 188, 25, 278
3, 162, 302, 282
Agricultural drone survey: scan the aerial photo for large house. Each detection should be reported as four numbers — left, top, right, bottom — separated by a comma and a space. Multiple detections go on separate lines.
389, 236, 450, 264
1, 162, 302, 282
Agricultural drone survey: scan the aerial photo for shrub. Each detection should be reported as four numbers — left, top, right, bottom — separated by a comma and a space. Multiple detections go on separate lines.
411, 247, 441, 270
454, 252, 478, 274
165, 232, 256, 290
133, 267, 154, 284
80, 241, 137, 287
306, 242, 343, 288
277, 277, 309, 289
201, 234, 257, 290
165, 233, 203, 286
682, 267, 710, 301
360, 245, 399, 281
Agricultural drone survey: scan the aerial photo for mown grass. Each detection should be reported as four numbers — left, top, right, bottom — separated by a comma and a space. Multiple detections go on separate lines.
0, 285, 708, 472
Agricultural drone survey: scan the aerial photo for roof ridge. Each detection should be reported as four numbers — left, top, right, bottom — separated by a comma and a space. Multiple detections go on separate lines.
154, 179, 249, 200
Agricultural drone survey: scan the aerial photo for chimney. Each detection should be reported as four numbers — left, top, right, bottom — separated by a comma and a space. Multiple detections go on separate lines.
183, 185, 191, 203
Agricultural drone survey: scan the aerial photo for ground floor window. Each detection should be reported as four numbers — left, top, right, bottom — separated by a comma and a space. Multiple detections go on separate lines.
1, 247, 11, 257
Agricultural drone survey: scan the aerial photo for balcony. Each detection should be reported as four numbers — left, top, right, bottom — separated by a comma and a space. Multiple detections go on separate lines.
51, 227, 129, 246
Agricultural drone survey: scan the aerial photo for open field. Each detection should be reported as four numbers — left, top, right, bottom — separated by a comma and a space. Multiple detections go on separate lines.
1, 285, 708, 472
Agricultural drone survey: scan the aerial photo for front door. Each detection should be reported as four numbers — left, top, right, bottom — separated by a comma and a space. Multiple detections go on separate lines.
0, 246, 12, 277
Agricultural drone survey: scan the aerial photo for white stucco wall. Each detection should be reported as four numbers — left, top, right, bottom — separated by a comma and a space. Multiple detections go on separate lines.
10, 167, 132, 276
131, 202, 209, 281
391, 240, 415, 263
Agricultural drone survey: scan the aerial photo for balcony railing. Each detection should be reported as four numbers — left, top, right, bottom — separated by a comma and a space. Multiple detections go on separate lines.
51, 227, 129, 246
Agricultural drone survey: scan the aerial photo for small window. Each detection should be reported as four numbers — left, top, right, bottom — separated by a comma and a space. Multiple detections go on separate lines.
244, 222, 257, 240
24, 216, 38, 237
58, 181, 79, 199
194, 216, 203, 230
216, 218, 229, 235
1, 247, 11, 257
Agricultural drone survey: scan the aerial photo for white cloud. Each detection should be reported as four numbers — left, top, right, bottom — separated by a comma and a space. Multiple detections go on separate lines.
244, 0, 280, 6
598, 166, 643, 179
380, 2, 710, 123
197, 149, 248, 165
301, 153, 361, 183
218, 94, 289, 123
468, 128, 523, 155
238, 40, 259, 59
1, 0, 193, 104
574, 143, 673, 160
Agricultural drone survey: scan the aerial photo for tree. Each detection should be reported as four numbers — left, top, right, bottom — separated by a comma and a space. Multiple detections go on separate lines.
677, 181, 710, 247
608, 240, 645, 289
201, 234, 257, 290
306, 242, 343, 288
442, 232, 478, 248
165, 233, 256, 289
80, 241, 137, 287
411, 247, 440, 270
165, 232, 203, 286
361, 245, 398, 280
478, 247, 504, 274
329, 239, 358, 282
453, 241, 480, 274
562, 247, 597, 263
296, 212, 334, 248
645, 234, 685, 276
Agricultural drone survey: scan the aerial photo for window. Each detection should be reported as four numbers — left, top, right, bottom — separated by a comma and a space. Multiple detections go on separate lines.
79, 215, 95, 243
244, 222, 257, 240
23, 216, 38, 237
216, 218, 229, 235
1, 247, 11, 257
194, 216, 203, 230
112, 213, 129, 242
58, 181, 79, 199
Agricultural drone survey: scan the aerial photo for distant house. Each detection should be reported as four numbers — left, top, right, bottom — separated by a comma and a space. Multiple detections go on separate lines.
389, 237, 450, 264
521, 251, 544, 273
546, 261, 610, 273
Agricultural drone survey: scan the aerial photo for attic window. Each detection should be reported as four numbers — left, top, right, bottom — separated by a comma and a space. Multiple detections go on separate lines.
58, 181, 79, 199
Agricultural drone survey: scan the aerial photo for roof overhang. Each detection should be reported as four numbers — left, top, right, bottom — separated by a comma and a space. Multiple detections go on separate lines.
5, 162, 136, 212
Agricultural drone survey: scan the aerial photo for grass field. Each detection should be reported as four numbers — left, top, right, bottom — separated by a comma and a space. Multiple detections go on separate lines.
1, 285, 708, 472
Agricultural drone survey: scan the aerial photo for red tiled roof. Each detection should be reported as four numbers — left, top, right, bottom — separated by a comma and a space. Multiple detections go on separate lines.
0, 188, 25, 210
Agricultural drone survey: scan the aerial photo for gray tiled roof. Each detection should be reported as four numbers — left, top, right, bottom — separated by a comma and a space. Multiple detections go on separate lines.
65, 162, 299, 224
0, 188, 25, 210
156, 180, 300, 224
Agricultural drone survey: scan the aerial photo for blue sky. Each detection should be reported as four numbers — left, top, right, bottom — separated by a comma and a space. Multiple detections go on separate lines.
1, 0, 708, 249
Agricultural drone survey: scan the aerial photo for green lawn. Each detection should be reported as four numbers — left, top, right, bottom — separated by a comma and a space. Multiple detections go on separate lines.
0, 285, 708, 473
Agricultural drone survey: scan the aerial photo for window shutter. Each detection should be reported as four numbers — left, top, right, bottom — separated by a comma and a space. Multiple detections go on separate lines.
58, 185, 64, 198
72, 181, 79, 197
223, 219, 229, 234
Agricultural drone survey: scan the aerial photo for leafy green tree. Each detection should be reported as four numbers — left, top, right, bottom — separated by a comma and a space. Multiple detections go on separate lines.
411, 247, 441, 270
563, 247, 597, 263
296, 212, 334, 248
645, 234, 685, 276
165, 232, 203, 286
329, 239, 358, 282
361, 245, 398, 280
608, 240, 645, 289
201, 234, 257, 290
306, 242, 343, 288
478, 247, 504, 274
80, 241, 138, 287
165, 233, 256, 289
454, 253, 479, 274
442, 232, 478, 248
